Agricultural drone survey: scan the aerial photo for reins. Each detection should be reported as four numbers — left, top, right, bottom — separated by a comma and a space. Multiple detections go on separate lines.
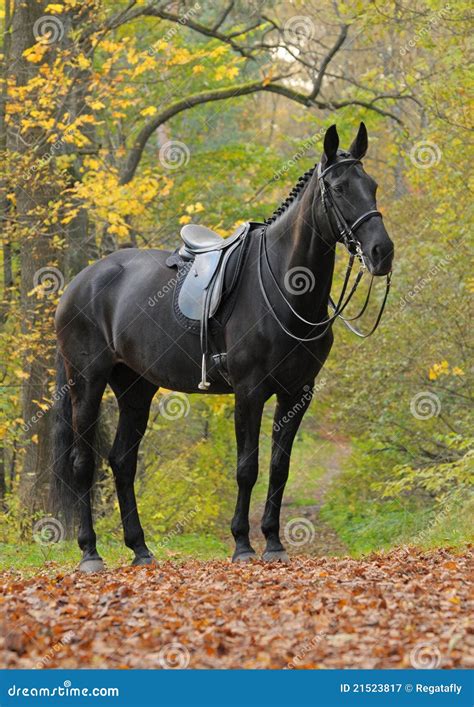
258, 158, 392, 341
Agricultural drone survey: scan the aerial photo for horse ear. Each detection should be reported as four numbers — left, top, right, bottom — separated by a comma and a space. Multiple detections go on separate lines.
323, 125, 339, 163
349, 122, 368, 159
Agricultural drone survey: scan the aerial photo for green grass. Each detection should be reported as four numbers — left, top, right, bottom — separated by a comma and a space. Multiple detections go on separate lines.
0, 533, 229, 574
321, 481, 473, 557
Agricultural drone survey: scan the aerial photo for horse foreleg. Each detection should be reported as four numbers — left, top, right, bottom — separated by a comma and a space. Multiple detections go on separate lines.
231, 390, 265, 562
261, 386, 313, 562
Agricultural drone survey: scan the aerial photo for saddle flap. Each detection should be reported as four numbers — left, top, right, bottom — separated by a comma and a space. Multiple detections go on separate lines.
208, 240, 243, 316
178, 251, 222, 321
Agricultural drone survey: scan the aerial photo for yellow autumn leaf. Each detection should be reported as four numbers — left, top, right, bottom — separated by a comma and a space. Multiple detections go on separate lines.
76, 53, 90, 70
140, 106, 158, 117
45, 4, 65, 12
226, 66, 239, 80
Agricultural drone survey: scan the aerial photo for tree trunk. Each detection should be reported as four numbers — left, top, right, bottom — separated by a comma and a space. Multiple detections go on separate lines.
9, 0, 58, 521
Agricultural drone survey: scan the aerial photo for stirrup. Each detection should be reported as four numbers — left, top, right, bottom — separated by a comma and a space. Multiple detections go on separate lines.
198, 354, 210, 390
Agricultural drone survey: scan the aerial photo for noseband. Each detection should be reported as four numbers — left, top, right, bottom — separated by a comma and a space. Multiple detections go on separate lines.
257, 158, 392, 341
317, 158, 383, 268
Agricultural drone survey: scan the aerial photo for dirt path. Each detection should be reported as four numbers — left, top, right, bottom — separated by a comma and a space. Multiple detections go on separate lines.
250, 432, 350, 556
3, 548, 472, 669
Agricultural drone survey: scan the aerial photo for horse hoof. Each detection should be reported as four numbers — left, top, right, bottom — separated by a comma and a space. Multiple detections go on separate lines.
132, 555, 156, 567
232, 551, 256, 564
262, 550, 290, 563
78, 558, 105, 573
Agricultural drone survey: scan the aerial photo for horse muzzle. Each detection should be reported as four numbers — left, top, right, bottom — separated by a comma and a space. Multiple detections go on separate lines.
365, 238, 394, 276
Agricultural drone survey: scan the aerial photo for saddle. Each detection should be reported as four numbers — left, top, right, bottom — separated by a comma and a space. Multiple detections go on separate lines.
167, 222, 253, 389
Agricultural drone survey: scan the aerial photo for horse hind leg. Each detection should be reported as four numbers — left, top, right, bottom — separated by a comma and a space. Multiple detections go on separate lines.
108, 364, 157, 565
66, 360, 110, 573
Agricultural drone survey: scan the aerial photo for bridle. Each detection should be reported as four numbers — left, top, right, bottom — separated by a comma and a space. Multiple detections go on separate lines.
318, 158, 382, 268
257, 157, 392, 341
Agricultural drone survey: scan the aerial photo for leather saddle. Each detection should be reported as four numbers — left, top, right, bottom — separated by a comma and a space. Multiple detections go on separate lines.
177, 222, 250, 322
169, 222, 254, 389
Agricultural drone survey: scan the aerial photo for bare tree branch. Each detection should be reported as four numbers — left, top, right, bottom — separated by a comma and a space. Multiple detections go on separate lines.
310, 24, 348, 100
212, 1, 234, 32
120, 79, 403, 185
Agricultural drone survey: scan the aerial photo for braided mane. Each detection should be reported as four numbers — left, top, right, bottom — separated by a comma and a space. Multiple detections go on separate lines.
264, 164, 317, 225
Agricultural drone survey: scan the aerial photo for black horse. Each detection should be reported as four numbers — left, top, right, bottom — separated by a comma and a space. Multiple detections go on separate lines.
53, 123, 394, 571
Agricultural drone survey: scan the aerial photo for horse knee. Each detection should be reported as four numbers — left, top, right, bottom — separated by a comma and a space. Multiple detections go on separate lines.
236, 461, 258, 489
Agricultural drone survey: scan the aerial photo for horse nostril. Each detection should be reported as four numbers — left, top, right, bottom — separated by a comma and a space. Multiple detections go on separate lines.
371, 244, 381, 261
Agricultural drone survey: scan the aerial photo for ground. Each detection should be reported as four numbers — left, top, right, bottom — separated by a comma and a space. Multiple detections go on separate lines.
2, 548, 472, 669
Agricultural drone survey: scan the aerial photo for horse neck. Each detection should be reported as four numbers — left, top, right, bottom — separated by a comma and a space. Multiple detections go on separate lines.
264, 177, 336, 321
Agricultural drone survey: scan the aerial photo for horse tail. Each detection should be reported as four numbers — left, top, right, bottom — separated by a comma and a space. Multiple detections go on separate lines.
51, 349, 76, 536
